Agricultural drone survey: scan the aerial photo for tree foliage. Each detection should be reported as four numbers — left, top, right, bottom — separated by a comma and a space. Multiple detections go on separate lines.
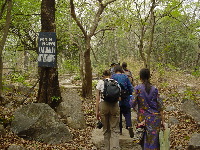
0, 0, 199, 93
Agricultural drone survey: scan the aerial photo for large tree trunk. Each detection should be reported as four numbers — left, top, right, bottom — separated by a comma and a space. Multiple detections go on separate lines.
0, 0, 12, 100
37, 0, 61, 109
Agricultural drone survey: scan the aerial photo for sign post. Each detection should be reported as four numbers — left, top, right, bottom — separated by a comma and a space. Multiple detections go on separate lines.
38, 32, 56, 67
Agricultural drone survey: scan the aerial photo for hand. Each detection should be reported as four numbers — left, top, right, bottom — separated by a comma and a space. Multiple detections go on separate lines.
119, 97, 122, 101
137, 120, 145, 128
161, 122, 165, 130
96, 112, 101, 120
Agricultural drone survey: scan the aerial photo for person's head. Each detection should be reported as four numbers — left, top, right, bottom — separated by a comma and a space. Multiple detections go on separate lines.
110, 63, 116, 68
122, 62, 127, 69
102, 70, 111, 78
114, 65, 124, 73
139, 68, 151, 94
139, 68, 150, 81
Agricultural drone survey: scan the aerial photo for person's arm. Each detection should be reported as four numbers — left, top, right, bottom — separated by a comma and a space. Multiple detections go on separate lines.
126, 76, 133, 94
131, 87, 139, 111
96, 89, 101, 120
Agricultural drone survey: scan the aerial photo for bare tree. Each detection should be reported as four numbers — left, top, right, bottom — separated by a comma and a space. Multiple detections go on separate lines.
70, 0, 117, 98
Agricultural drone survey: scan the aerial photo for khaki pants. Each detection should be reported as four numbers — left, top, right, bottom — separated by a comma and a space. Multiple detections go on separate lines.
100, 101, 120, 150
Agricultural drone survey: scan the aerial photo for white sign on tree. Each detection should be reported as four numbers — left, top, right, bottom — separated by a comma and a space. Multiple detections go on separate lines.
38, 32, 56, 67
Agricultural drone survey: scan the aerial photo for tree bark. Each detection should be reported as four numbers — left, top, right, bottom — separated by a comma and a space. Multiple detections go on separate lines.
0, 0, 12, 100
138, 25, 147, 67
82, 37, 93, 97
37, 0, 61, 109
146, 0, 156, 69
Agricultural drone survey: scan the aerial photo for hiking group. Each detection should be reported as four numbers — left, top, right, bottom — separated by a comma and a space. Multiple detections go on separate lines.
96, 62, 165, 150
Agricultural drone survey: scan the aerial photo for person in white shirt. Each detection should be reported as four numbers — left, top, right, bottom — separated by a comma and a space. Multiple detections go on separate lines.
96, 70, 120, 150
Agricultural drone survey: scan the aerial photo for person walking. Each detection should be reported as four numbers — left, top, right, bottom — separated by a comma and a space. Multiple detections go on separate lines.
131, 68, 164, 150
109, 63, 116, 75
122, 62, 134, 86
96, 70, 121, 150
111, 65, 134, 138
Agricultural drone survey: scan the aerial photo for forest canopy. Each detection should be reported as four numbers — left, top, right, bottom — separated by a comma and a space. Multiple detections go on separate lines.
0, 0, 199, 75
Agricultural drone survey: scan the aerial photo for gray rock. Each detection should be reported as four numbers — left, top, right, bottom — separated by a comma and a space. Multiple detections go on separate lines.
169, 116, 179, 125
181, 100, 200, 124
188, 133, 200, 150
91, 128, 142, 150
57, 89, 87, 129
165, 105, 176, 112
8, 144, 27, 150
0, 124, 6, 135
11, 103, 72, 144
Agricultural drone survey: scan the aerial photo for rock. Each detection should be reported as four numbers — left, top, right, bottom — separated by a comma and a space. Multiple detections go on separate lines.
165, 105, 176, 112
188, 133, 200, 150
177, 87, 186, 94
56, 89, 87, 129
181, 100, 200, 124
168, 116, 179, 126
7, 144, 27, 150
0, 124, 6, 135
11, 103, 72, 144
91, 128, 142, 150
159, 94, 168, 101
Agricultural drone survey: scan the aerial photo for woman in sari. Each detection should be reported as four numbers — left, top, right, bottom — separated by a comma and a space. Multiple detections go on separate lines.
132, 68, 165, 150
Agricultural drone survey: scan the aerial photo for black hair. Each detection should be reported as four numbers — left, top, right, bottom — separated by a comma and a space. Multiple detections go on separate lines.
103, 70, 111, 76
139, 68, 151, 94
114, 65, 124, 73
110, 63, 116, 67
122, 62, 127, 69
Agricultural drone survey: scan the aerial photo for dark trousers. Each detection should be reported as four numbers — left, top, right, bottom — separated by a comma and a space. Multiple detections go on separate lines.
119, 105, 132, 134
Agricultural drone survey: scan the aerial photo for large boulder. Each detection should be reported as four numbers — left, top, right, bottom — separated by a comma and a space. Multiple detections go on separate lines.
56, 89, 87, 129
181, 100, 200, 125
7, 144, 27, 150
188, 133, 200, 150
10, 103, 72, 144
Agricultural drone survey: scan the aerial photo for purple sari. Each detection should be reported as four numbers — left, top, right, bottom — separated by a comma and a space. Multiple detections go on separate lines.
133, 84, 163, 150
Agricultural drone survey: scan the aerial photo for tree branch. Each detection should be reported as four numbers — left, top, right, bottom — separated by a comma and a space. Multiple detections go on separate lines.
89, 0, 117, 37
0, 0, 7, 19
15, 13, 41, 16
70, 0, 87, 38
104, 0, 117, 6
94, 28, 115, 36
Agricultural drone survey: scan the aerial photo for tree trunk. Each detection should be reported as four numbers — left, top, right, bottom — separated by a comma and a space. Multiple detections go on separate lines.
24, 50, 28, 71
0, 0, 12, 100
138, 25, 147, 68
70, 0, 117, 98
82, 38, 92, 97
146, 0, 156, 69
37, 0, 61, 109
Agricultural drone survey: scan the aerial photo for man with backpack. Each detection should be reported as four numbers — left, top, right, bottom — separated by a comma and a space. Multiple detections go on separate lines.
96, 70, 121, 150
111, 65, 134, 138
